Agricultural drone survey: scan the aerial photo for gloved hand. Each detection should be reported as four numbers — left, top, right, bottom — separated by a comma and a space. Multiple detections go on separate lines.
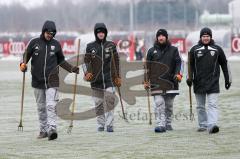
114, 77, 122, 87
71, 66, 79, 74
84, 72, 93, 81
20, 63, 27, 72
143, 81, 150, 90
186, 78, 192, 87
225, 81, 231, 90
174, 74, 182, 82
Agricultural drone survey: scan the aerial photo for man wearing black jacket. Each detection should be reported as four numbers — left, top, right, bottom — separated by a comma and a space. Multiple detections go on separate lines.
20, 20, 79, 140
144, 29, 183, 133
84, 23, 121, 132
187, 27, 232, 134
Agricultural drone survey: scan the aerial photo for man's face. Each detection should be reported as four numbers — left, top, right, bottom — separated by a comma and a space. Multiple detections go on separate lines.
201, 35, 211, 45
157, 35, 167, 44
44, 32, 54, 41
97, 32, 105, 40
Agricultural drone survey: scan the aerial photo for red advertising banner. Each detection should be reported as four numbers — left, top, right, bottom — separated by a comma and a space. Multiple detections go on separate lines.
231, 36, 240, 54
170, 38, 186, 53
0, 40, 76, 56
60, 40, 76, 54
112, 34, 186, 61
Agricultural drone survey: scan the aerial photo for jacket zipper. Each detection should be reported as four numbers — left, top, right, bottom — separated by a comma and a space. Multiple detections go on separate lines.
194, 51, 198, 76
212, 54, 218, 76
101, 42, 106, 89
44, 45, 48, 89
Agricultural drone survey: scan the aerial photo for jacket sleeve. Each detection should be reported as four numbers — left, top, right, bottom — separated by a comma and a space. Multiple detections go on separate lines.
112, 44, 120, 78
83, 44, 92, 74
174, 48, 183, 76
144, 48, 152, 82
218, 46, 232, 83
21, 39, 35, 64
187, 47, 195, 80
56, 42, 74, 73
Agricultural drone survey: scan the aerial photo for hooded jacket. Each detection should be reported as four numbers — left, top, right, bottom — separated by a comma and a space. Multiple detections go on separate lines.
22, 20, 74, 89
188, 39, 232, 94
84, 23, 120, 89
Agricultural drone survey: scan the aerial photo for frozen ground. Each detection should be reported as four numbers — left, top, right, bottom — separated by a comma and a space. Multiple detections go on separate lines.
0, 60, 240, 159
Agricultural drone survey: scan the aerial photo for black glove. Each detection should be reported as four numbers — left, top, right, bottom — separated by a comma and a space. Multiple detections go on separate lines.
225, 81, 231, 90
71, 66, 79, 74
186, 79, 192, 87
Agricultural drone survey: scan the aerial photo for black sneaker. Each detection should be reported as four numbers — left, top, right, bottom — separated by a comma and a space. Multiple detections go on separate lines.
106, 126, 114, 132
48, 129, 58, 140
37, 132, 48, 139
154, 126, 166, 133
209, 125, 219, 134
197, 127, 207, 132
97, 127, 104, 132
166, 125, 173, 131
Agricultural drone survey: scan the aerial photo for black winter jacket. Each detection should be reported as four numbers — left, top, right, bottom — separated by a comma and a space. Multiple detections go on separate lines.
22, 21, 74, 89
84, 23, 120, 89
188, 40, 231, 93
146, 41, 183, 95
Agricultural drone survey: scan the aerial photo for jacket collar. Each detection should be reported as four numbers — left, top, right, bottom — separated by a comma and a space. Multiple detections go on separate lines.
198, 39, 215, 46
154, 40, 171, 51
40, 34, 52, 43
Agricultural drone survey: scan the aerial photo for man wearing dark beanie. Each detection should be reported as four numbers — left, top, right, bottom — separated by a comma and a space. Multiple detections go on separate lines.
156, 29, 168, 39
144, 28, 183, 133
199, 27, 212, 38
186, 27, 232, 134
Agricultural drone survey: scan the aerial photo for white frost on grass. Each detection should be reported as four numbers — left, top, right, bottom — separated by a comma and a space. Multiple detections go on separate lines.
0, 61, 240, 159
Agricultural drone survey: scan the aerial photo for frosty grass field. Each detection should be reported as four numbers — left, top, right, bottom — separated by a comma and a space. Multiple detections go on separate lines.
0, 60, 240, 159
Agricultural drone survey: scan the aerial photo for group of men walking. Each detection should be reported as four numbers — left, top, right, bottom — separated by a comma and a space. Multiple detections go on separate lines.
19, 20, 231, 140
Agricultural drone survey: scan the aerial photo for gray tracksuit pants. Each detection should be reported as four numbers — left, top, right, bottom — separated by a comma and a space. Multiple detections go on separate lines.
153, 94, 175, 127
92, 87, 116, 128
34, 88, 59, 133
195, 93, 219, 129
